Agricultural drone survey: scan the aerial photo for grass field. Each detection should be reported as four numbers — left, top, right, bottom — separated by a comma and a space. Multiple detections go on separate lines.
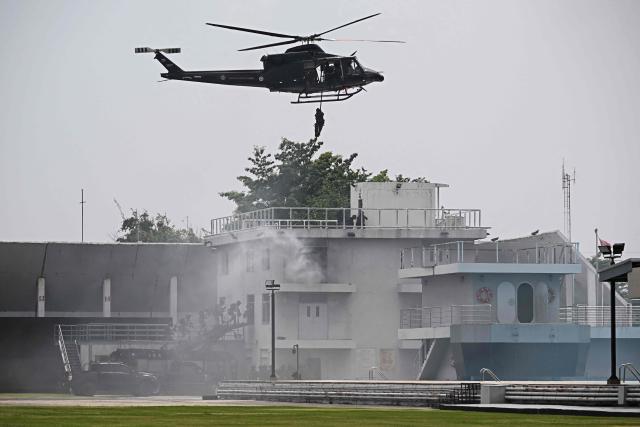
0, 406, 637, 426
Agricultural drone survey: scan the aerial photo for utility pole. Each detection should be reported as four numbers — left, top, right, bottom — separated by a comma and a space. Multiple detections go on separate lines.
80, 189, 86, 242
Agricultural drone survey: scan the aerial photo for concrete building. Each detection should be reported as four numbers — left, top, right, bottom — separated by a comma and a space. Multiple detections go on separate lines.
0, 242, 218, 391
206, 181, 640, 381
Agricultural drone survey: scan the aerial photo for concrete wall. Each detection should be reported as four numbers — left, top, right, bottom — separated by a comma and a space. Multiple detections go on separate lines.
0, 242, 217, 318
350, 182, 439, 228
214, 234, 430, 380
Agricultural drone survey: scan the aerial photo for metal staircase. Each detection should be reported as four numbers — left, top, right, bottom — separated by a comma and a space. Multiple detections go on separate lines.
56, 324, 81, 382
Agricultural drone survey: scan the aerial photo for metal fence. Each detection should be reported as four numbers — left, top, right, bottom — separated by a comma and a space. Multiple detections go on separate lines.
559, 305, 640, 327
209, 207, 482, 236
400, 304, 494, 329
55, 323, 173, 343
400, 241, 578, 269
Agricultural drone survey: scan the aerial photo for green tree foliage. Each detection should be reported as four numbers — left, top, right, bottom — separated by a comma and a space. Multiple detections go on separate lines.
221, 138, 430, 213
221, 139, 368, 212
117, 211, 201, 243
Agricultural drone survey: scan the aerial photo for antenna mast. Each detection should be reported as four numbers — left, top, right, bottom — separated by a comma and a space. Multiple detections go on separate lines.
80, 189, 86, 242
562, 161, 576, 241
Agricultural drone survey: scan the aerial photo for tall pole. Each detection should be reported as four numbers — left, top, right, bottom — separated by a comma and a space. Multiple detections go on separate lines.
295, 344, 300, 380
609, 278, 618, 384
608, 256, 619, 384
270, 288, 276, 380
265, 280, 280, 381
80, 189, 86, 242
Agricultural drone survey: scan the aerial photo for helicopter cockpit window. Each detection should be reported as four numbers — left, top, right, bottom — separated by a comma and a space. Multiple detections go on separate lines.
342, 58, 363, 76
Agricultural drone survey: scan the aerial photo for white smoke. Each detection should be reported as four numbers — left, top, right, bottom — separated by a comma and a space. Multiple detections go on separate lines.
262, 229, 325, 284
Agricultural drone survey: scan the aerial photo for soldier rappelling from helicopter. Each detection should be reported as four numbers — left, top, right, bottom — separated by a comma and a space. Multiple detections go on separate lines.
314, 107, 325, 138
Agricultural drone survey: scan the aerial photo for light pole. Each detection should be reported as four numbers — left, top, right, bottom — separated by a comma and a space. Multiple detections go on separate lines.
292, 344, 300, 380
598, 241, 625, 385
265, 280, 280, 381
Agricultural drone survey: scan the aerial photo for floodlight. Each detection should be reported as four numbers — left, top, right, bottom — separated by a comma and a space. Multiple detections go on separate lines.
613, 243, 625, 256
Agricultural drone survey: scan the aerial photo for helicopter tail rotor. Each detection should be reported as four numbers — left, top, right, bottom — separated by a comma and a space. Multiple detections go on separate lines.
135, 47, 184, 74
134, 47, 181, 54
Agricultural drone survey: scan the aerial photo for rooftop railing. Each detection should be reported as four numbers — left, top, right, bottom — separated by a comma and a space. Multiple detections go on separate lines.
559, 305, 640, 327
400, 241, 578, 269
400, 304, 494, 329
209, 207, 482, 236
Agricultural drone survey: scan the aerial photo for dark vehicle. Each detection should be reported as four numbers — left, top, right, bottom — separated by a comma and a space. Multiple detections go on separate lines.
136, 13, 403, 104
71, 362, 159, 396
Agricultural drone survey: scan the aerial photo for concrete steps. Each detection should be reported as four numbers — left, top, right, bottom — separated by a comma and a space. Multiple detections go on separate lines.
626, 386, 640, 403
505, 384, 620, 406
215, 381, 480, 407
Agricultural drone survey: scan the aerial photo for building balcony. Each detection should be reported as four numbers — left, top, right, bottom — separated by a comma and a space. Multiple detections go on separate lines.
206, 207, 485, 243
279, 282, 356, 293
399, 241, 581, 278
560, 305, 640, 327
275, 338, 356, 350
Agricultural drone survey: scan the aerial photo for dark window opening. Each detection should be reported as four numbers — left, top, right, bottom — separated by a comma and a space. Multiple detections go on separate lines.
246, 294, 255, 324
517, 283, 534, 323
261, 294, 270, 324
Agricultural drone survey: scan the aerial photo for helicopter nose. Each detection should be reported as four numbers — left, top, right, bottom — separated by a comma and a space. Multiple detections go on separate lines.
376, 73, 384, 82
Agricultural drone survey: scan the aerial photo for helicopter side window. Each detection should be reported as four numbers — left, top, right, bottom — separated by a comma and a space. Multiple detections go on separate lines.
322, 61, 342, 82
315, 65, 323, 83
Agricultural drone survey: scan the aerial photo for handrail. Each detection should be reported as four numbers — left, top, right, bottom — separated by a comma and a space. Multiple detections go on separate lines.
480, 368, 501, 381
619, 363, 640, 383
209, 206, 483, 236
56, 323, 172, 342
400, 304, 494, 329
56, 324, 73, 381
559, 305, 639, 327
400, 241, 578, 269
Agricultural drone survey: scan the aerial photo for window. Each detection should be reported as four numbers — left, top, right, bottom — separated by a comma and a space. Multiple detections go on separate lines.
246, 249, 255, 272
262, 248, 270, 271
315, 305, 320, 317
517, 283, 534, 323
306, 305, 311, 317
220, 251, 229, 275
261, 293, 270, 324
246, 294, 255, 324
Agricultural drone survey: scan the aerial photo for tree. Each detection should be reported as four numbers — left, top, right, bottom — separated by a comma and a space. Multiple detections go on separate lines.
221, 138, 425, 213
116, 210, 201, 243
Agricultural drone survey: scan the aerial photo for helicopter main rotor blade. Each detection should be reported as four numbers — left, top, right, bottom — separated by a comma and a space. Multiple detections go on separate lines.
206, 22, 298, 39
314, 13, 381, 37
238, 39, 299, 52
323, 38, 406, 43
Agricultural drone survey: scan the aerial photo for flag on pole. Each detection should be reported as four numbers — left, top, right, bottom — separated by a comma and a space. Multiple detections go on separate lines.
599, 237, 611, 247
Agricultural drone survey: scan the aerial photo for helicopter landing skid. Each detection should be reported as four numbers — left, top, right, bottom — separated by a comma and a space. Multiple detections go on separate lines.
291, 88, 364, 104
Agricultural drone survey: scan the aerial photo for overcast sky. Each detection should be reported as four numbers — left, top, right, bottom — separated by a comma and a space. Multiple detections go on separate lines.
0, 0, 639, 257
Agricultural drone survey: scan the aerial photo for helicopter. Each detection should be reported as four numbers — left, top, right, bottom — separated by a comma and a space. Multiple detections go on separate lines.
135, 13, 403, 104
